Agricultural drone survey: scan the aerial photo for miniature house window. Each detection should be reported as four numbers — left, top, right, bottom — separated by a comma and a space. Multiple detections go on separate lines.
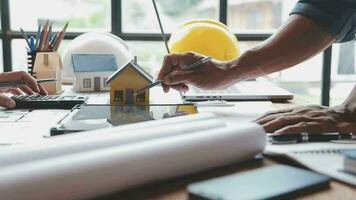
136, 91, 145, 102
83, 79, 92, 88
114, 90, 124, 102
103, 78, 109, 87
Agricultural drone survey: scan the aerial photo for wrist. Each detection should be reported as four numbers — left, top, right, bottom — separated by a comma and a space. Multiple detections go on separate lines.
226, 50, 268, 82
331, 105, 356, 123
227, 62, 266, 82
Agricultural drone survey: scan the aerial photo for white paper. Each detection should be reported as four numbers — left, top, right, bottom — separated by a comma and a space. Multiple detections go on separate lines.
0, 110, 70, 144
198, 101, 273, 124
0, 117, 225, 167
0, 123, 265, 200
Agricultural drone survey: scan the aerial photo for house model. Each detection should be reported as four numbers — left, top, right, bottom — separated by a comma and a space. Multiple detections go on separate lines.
33, 52, 62, 94
106, 57, 153, 105
72, 54, 118, 92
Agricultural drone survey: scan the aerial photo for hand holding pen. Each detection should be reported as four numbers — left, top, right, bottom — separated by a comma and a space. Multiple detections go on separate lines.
157, 52, 232, 93
136, 56, 212, 95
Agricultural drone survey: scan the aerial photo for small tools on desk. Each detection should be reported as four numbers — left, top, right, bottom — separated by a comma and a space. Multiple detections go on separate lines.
22, 20, 68, 53
24, 21, 68, 77
21, 20, 68, 94
269, 132, 356, 144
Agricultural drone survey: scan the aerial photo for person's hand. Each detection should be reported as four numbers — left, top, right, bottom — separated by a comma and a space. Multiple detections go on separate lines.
157, 52, 234, 93
0, 71, 47, 109
255, 105, 356, 134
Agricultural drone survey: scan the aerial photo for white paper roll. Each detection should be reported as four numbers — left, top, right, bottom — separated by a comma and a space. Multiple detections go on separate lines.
0, 118, 225, 167
0, 123, 265, 200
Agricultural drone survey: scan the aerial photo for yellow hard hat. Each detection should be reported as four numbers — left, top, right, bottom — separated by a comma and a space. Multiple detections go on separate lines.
168, 19, 240, 61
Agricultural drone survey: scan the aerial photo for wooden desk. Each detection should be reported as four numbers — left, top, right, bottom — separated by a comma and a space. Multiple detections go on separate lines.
2, 88, 354, 199
102, 99, 356, 200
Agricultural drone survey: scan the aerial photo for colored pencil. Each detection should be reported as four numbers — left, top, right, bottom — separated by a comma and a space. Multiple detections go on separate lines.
38, 20, 50, 51
52, 21, 69, 51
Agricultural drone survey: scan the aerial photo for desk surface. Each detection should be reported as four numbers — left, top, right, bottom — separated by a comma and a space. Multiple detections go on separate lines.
106, 100, 356, 200
0, 87, 355, 199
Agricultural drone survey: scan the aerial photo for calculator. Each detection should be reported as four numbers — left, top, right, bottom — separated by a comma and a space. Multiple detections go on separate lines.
11, 95, 88, 109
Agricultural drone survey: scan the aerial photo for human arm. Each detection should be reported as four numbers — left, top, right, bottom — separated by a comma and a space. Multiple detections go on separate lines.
157, 0, 355, 92
0, 71, 47, 109
158, 14, 334, 92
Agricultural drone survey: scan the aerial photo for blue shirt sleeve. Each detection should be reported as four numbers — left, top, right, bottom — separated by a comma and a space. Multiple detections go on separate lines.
290, 0, 356, 43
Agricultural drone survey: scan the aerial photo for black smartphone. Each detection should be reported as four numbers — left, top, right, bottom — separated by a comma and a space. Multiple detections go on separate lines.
188, 165, 330, 200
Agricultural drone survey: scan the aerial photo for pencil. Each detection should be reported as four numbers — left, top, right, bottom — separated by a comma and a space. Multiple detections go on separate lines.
52, 21, 69, 51
0, 79, 57, 89
35, 24, 41, 51
39, 20, 50, 52
44, 23, 52, 51
135, 57, 212, 95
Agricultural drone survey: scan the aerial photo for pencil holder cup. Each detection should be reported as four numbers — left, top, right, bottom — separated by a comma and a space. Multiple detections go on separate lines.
27, 51, 37, 75
32, 52, 63, 94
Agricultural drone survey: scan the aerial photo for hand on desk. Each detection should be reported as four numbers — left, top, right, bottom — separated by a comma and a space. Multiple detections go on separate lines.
157, 52, 234, 93
0, 71, 47, 108
255, 105, 356, 134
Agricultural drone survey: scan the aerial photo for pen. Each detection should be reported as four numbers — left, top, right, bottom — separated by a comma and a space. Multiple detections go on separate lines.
135, 56, 212, 95
35, 24, 41, 51
50, 32, 57, 47
20, 28, 32, 50
152, 0, 170, 54
29, 36, 35, 52
0, 79, 57, 89
268, 132, 355, 144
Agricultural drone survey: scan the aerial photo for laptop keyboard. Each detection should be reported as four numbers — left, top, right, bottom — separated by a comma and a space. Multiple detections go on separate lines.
191, 86, 241, 94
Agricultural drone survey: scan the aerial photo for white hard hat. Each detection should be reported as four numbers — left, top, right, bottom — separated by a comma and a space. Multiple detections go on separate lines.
62, 32, 132, 82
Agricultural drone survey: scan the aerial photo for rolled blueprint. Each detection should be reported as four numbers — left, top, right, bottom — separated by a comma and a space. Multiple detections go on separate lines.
0, 118, 225, 167
0, 123, 265, 200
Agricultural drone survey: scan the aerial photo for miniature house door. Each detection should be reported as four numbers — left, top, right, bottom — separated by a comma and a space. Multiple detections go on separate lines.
94, 77, 101, 92
125, 88, 134, 104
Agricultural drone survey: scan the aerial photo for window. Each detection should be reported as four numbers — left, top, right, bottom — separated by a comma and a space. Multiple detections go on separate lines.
122, 0, 219, 33
136, 91, 146, 102
9, 0, 111, 32
103, 78, 109, 87
0, 40, 3, 72
114, 90, 123, 102
83, 78, 91, 88
267, 54, 323, 104
0, 0, 337, 105
330, 41, 356, 106
228, 0, 297, 33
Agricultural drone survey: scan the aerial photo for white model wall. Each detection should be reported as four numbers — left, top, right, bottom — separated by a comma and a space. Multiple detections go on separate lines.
73, 71, 113, 92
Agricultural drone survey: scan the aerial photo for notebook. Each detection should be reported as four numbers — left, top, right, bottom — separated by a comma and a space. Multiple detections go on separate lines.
265, 142, 356, 186
286, 148, 356, 186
